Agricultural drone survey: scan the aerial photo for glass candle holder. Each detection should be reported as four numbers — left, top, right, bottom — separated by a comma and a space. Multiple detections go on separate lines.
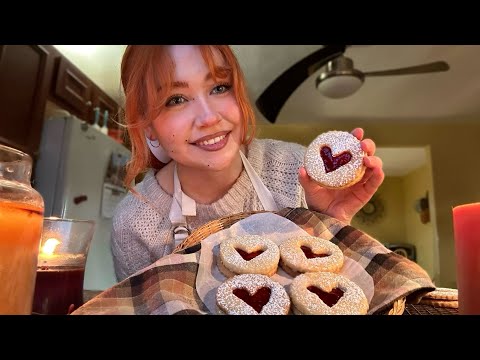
32, 217, 95, 315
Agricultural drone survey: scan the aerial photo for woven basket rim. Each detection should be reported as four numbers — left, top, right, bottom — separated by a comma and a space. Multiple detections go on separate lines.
173, 210, 405, 315
173, 210, 271, 253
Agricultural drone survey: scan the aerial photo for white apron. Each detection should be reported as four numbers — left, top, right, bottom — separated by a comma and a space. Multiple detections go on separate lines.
168, 151, 279, 248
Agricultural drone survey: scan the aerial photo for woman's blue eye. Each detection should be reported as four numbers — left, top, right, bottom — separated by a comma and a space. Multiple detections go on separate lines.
211, 84, 231, 95
166, 96, 187, 107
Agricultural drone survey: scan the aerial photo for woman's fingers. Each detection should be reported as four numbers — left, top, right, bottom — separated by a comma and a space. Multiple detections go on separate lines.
360, 156, 384, 193
361, 138, 376, 156
364, 155, 383, 169
351, 128, 377, 156
362, 166, 385, 194
351, 128, 364, 140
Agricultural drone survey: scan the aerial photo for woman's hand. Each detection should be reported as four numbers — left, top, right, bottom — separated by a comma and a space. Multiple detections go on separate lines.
298, 128, 385, 224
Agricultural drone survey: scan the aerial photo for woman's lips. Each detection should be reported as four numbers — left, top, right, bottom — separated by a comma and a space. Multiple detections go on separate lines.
194, 132, 229, 151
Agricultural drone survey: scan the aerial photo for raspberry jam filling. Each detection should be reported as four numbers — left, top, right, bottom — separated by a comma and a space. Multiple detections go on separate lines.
233, 287, 271, 313
320, 146, 352, 173
236, 248, 264, 261
301, 245, 329, 259
307, 286, 344, 307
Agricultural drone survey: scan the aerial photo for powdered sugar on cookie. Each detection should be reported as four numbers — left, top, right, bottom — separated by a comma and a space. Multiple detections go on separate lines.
304, 130, 366, 189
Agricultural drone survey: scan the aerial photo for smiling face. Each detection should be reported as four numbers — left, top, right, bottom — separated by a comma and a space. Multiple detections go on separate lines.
148, 45, 243, 172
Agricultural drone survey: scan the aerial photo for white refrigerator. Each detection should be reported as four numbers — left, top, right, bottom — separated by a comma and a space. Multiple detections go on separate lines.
34, 115, 130, 291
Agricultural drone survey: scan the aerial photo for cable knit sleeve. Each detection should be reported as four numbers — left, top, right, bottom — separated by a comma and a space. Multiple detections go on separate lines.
110, 193, 165, 282
109, 170, 177, 281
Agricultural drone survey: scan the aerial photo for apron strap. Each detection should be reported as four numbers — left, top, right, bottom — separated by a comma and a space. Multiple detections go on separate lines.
169, 163, 196, 247
239, 151, 279, 212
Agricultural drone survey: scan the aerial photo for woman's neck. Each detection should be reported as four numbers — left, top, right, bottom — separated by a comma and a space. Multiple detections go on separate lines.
178, 151, 244, 204
157, 147, 246, 205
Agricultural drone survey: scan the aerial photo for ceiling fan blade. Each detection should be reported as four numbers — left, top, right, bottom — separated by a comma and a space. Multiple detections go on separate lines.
363, 61, 450, 77
255, 45, 346, 123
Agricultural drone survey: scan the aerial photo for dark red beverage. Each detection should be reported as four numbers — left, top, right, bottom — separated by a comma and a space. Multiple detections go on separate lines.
32, 266, 85, 315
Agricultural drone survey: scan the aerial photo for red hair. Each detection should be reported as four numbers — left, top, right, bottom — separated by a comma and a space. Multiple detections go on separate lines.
120, 45, 257, 190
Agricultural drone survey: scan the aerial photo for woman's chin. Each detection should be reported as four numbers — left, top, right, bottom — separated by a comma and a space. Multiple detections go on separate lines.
201, 150, 241, 171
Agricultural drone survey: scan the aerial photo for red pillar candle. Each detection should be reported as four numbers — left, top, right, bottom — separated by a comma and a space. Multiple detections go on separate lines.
452, 202, 480, 315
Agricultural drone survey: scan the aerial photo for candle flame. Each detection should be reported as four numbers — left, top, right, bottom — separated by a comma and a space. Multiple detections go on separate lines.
42, 238, 61, 255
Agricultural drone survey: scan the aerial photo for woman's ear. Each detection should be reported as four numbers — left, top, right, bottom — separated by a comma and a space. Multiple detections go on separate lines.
144, 126, 156, 142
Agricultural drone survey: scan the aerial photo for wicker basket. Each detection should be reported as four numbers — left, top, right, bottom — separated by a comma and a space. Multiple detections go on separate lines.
173, 210, 408, 315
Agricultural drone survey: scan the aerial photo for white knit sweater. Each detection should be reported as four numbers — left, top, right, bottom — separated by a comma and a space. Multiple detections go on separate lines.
111, 138, 308, 281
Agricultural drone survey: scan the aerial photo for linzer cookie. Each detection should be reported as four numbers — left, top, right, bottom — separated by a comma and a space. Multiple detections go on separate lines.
279, 236, 344, 277
289, 272, 369, 315
304, 130, 366, 189
216, 274, 291, 315
217, 235, 280, 277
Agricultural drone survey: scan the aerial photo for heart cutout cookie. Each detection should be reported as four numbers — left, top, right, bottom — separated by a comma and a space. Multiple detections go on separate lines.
300, 245, 329, 259
233, 287, 271, 313
320, 146, 352, 173
216, 274, 291, 315
218, 235, 280, 277
304, 131, 366, 188
279, 236, 344, 275
290, 272, 369, 315
236, 248, 264, 261
307, 286, 344, 307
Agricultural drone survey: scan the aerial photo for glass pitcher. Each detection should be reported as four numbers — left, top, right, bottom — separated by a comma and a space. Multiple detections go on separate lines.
0, 144, 44, 314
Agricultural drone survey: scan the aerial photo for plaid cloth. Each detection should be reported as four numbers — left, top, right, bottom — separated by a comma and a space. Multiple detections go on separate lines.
72, 207, 435, 315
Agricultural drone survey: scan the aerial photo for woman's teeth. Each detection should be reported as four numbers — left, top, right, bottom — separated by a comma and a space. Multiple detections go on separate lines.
198, 135, 226, 146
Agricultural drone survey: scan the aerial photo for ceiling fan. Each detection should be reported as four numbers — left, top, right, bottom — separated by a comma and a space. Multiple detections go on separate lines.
255, 45, 450, 123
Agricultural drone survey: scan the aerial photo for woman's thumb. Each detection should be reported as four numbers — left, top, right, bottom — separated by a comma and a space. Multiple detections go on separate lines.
298, 166, 312, 190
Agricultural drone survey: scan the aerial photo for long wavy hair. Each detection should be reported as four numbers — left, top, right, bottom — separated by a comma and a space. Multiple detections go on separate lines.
120, 45, 257, 190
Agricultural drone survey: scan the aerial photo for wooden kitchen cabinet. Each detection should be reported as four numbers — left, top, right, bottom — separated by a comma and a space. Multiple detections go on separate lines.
0, 45, 122, 158
50, 55, 120, 128
0, 45, 56, 157
90, 83, 120, 128
51, 56, 93, 121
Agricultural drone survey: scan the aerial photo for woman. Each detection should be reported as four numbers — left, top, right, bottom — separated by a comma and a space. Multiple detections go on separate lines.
111, 45, 384, 281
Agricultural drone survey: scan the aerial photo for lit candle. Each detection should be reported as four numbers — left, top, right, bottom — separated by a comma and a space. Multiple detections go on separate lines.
452, 202, 480, 314
38, 237, 85, 268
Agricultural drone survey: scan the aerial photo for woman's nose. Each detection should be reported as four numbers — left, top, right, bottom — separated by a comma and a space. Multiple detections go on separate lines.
194, 98, 221, 126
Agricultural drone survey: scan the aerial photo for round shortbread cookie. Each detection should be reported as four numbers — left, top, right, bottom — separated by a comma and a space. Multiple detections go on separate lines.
304, 130, 366, 189
419, 298, 459, 309
422, 287, 458, 301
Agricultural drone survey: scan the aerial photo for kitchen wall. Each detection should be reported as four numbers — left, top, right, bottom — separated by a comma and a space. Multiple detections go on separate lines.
257, 120, 480, 288
351, 177, 406, 245
350, 164, 436, 282
403, 161, 436, 282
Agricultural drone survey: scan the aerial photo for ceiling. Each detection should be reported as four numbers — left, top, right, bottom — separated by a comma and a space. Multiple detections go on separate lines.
54, 45, 480, 176
231, 45, 480, 125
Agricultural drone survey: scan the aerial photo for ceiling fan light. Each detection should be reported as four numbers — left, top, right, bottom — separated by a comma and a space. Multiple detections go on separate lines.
316, 74, 364, 98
